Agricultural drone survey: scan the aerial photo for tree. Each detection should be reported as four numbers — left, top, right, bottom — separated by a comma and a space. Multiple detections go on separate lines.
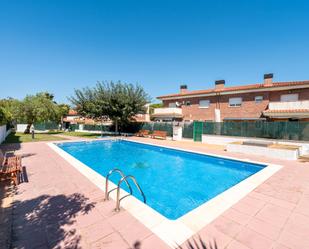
0, 98, 20, 122
18, 92, 61, 133
0, 107, 8, 125
56, 104, 70, 124
149, 103, 163, 115
70, 81, 150, 133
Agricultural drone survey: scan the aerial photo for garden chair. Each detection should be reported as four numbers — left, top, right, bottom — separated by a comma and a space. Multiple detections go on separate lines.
135, 130, 150, 137
150, 130, 167, 140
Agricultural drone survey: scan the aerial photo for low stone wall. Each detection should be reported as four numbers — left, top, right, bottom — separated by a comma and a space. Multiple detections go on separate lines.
202, 134, 309, 156
226, 143, 300, 160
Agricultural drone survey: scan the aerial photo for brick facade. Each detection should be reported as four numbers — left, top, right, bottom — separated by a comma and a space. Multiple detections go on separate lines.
160, 83, 309, 121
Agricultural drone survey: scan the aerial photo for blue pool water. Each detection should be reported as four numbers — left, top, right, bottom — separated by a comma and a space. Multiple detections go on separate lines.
57, 140, 265, 219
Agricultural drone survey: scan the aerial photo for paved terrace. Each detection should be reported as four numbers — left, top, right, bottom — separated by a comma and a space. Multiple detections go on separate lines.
1, 137, 309, 249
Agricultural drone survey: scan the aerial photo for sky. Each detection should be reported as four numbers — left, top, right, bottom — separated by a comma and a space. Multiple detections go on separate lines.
0, 0, 309, 104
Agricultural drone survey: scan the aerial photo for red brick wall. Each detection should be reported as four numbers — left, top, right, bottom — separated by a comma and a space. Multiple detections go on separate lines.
162, 88, 309, 121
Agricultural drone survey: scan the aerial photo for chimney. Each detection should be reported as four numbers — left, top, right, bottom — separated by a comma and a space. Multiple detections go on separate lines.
215, 80, 225, 90
180, 84, 188, 94
264, 73, 273, 86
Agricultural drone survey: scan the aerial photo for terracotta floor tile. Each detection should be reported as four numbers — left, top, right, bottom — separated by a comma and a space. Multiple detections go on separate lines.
81, 220, 114, 244
90, 232, 129, 249
246, 217, 282, 240
236, 227, 273, 249
226, 240, 251, 249
278, 229, 309, 249
255, 204, 292, 228
210, 216, 242, 238
223, 208, 252, 225
140, 234, 171, 249
283, 213, 309, 237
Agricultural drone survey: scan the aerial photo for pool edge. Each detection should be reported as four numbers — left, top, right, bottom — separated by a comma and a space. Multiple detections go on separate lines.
47, 139, 282, 248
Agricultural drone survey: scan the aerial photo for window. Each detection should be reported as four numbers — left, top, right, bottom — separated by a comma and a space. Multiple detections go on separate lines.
280, 94, 298, 102
185, 101, 191, 106
168, 102, 176, 108
255, 96, 263, 103
199, 100, 210, 108
229, 97, 242, 107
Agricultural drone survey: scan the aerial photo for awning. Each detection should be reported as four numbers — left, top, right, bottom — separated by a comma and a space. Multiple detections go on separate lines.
151, 113, 183, 118
263, 109, 309, 118
223, 117, 266, 121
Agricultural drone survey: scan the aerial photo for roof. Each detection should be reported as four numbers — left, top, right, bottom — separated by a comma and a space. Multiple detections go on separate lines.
157, 80, 309, 99
68, 109, 78, 115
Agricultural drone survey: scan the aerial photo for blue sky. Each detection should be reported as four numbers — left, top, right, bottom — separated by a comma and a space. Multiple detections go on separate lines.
0, 0, 309, 104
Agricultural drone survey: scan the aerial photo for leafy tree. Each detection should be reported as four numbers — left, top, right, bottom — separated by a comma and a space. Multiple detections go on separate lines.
57, 104, 70, 123
0, 107, 8, 125
149, 103, 163, 114
18, 92, 61, 133
70, 81, 150, 132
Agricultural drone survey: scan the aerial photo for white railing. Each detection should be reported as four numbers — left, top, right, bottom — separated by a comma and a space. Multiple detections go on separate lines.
153, 107, 182, 115
268, 100, 309, 110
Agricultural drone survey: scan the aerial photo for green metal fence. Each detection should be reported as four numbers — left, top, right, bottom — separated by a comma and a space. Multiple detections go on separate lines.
196, 121, 309, 141
182, 122, 194, 139
140, 122, 173, 136
34, 122, 59, 131
83, 124, 112, 132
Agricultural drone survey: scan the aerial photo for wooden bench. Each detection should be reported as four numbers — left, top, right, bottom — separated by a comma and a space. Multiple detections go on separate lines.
135, 130, 150, 137
150, 130, 167, 140
0, 154, 22, 186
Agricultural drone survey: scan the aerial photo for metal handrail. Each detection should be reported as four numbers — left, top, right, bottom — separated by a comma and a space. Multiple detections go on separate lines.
115, 175, 146, 212
105, 168, 132, 201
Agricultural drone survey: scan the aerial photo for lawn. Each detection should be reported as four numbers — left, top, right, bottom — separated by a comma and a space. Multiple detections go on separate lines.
4, 132, 67, 144
62, 131, 108, 138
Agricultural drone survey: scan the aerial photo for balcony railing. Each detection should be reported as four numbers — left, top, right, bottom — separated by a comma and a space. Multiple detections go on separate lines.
153, 107, 182, 115
268, 100, 309, 110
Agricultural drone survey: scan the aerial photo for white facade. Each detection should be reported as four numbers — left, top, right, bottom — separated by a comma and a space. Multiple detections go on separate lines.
153, 107, 182, 115
268, 100, 309, 110
0, 125, 10, 144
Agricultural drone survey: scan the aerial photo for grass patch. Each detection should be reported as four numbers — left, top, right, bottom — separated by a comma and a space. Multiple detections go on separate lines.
62, 131, 102, 138
4, 132, 67, 144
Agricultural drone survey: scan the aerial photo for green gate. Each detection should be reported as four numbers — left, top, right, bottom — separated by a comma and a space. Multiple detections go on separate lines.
193, 121, 203, 142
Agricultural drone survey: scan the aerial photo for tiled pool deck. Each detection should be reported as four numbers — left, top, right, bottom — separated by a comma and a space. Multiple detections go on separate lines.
1, 137, 309, 249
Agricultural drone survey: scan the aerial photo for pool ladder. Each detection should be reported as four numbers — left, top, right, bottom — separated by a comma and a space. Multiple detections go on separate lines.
104, 168, 146, 212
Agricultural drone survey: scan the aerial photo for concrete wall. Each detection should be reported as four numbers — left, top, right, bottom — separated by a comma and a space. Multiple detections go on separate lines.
202, 134, 309, 156
0, 125, 10, 144
226, 143, 300, 160
16, 124, 28, 133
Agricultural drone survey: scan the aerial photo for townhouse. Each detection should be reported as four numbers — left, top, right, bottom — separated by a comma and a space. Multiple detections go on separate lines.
153, 74, 309, 122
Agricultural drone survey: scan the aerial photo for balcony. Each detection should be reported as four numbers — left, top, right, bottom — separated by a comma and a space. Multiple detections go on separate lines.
151, 107, 183, 119
268, 100, 309, 110
263, 100, 309, 118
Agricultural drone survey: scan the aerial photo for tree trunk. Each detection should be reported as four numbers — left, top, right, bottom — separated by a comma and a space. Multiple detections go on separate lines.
115, 119, 119, 134
24, 123, 31, 134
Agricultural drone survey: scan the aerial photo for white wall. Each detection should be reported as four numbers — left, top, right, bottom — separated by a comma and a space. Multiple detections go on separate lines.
16, 124, 28, 133
226, 143, 300, 160
0, 125, 8, 144
202, 134, 309, 156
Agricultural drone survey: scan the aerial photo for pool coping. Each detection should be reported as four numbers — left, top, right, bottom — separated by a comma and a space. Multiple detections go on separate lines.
47, 138, 282, 248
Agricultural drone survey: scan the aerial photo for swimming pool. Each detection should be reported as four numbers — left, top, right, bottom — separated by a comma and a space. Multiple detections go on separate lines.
57, 139, 265, 220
